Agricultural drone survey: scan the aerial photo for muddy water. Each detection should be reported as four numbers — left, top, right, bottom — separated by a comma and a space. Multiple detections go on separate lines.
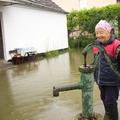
0, 49, 100, 120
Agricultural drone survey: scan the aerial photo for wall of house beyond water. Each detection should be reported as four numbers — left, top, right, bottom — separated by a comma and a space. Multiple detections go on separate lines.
80, 0, 117, 9
0, 5, 68, 60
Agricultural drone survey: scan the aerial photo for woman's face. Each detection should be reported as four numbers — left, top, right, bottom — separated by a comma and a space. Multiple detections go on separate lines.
95, 28, 111, 43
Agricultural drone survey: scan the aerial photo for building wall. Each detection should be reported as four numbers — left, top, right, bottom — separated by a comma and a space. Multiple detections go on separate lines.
52, 0, 117, 12
80, 0, 117, 9
0, 5, 68, 60
52, 0, 80, 12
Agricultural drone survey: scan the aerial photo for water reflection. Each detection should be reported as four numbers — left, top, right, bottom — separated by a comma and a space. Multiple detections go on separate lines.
0, 50, 100, 120
0, 71, 22, 120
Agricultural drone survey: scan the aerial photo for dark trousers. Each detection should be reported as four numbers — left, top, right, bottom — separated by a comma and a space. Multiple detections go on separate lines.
99, 86, 119, 120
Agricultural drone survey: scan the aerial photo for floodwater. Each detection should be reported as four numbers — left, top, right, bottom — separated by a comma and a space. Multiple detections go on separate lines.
0, 49, 101, 120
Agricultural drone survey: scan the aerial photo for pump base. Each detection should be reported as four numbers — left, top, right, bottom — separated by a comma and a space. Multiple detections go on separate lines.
74, 112, 104, 120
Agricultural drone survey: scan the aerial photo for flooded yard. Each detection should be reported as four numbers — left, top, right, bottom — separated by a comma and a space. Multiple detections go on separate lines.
0, 49, 100, 120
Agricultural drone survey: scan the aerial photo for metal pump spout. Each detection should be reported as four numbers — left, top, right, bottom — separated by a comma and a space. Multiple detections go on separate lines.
53, 83, 82, 97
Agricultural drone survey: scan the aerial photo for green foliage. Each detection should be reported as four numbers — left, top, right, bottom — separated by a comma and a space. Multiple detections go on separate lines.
79, 36, 95, 47
67, 10, 79, 33
69, 36, 95, 48
45, 50, 59, 57
67, 3, 120, 48
68, 4, 120, 34
44, 49, 68, 58
69, 37, 78, 48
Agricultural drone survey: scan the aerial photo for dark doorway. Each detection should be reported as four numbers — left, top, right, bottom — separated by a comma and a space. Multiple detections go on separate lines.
0, 19, 4, 59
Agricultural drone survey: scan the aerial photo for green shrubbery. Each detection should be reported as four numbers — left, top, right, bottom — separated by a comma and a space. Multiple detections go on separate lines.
44, 49, 68, 58
69, 36, 95, 48
67, 3, 120, 48
45, 50, 59, 57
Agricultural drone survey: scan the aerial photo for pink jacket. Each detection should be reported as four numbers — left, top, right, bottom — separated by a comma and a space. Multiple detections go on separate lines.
93, 40, 120, 58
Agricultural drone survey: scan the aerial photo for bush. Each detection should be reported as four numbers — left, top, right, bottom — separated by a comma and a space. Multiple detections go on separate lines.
67, 3, 120, 48
69, 36, 95, 48
45, 50, 59, 57
69, 37, 78, 48
79, 36, 95, 47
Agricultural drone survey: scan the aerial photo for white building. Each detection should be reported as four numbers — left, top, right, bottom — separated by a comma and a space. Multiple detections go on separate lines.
0, 0, 68, 60
52, 0, 118, 12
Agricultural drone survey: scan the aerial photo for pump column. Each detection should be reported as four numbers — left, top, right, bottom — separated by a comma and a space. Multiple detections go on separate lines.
78, 65, 94, 119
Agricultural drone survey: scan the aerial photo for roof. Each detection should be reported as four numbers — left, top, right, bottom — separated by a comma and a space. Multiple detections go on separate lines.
0, 0, 67, 14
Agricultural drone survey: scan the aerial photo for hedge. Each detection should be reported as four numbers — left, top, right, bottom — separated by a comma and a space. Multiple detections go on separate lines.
67, 3, 120, 48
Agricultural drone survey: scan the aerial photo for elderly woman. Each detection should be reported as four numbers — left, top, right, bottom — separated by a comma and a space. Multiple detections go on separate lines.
93, 20, 120, 120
